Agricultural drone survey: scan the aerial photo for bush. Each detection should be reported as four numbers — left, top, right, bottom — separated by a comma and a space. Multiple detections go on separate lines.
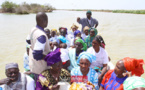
1, 1, 17, 13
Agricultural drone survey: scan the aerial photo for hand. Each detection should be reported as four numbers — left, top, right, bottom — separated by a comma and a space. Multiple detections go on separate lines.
77, 17, 80, 22
50, 84, 60, 90
0, 78, 11, 85
24, 71, 32, 75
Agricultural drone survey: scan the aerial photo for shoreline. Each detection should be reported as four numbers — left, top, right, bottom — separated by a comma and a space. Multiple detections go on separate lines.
57, 9, 145, 15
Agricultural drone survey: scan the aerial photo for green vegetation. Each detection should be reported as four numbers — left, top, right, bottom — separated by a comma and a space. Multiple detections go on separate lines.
66, 9, 145, 14
1, 1, 55, 14
112, 10, 145, 14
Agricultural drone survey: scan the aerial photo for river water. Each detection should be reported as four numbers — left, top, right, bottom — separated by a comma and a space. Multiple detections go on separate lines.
0, 10, 145, 79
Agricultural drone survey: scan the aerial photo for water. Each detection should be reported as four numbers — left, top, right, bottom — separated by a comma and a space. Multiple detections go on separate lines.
0, 10, 145, 79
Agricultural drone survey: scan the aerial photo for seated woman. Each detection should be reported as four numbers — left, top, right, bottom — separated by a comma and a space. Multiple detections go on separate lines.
87, 35, 109, 84
49, 29, 59, 43
36, 48, 70, 90
85, 27, 98, 48
68, 38, 87, 71
99, 57, 144, 90
81, 26, 89, 40
71, 52, 99, 90
74, 30, 85, 42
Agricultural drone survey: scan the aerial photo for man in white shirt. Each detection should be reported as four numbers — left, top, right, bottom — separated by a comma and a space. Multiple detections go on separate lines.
0, 63, 35, 90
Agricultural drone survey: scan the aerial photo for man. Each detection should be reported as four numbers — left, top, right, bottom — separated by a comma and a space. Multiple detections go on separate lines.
0, 63, 35, 90
28, 12, 50, 74
77, 10, 98, 33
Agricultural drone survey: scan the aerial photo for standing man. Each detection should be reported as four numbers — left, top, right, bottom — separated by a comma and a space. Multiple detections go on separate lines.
77, 10, 98, 33
28, 12, 50, 74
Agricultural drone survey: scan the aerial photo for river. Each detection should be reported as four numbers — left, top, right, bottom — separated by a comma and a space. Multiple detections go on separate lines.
0, 10, 145, 79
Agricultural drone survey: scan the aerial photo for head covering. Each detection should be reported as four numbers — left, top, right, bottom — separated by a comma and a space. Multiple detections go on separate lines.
86, 10, 92, 14
75, 38, 87, 51
123, 57, 144, 76
74, 30, 81, 37
89, 27, 98, 36
51, 29, 57, 33
77, 52, 96, 64
58, 36, 69, 43
83, 26, 89, 32
123, 76, 145, 90
59, 27, 68, 34
5, 63, 18, 70
71, 24, 79, 30
44, 48, 61, 66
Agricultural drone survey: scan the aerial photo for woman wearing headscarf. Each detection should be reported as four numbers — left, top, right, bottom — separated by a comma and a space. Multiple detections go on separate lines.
82, 26, 89, 40
71, 52, 99, 90
73, 30, 85, 43
99, 57, 144, 90
85, 27, 98, 47
36, 48, 70, 90
68, 38, 86, 71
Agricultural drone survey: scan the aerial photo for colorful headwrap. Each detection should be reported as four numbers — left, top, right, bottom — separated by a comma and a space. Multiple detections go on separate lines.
75, 38, 87, 51
71, 24, 79, 30
59, 27, 68, 34
123, 57, 145, 76
5, 63, 18, 70
74, 30, 81, 37
83, 26, 89, 32
58, 36, 69, 43
44, 48, 61, 66
88, 27, 98, 36
123, 76, 145, 90
77, 52, 96, 64
51, 29, 57, 33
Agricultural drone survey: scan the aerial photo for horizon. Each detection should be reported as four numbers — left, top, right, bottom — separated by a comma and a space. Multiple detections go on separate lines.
0, 0, 145, 10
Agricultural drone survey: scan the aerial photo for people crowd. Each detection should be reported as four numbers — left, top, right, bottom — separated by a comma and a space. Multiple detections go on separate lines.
0, 11, 145, 90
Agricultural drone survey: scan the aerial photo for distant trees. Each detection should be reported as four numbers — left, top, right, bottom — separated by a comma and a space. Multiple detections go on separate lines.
1, 1, 55, 14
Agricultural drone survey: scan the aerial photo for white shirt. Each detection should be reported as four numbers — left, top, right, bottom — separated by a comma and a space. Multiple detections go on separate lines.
88, 19, 91, 25
60, 48, 69, 62
0, 74, 35, 90
81, 34, 88, 40
87, 47, 109, 68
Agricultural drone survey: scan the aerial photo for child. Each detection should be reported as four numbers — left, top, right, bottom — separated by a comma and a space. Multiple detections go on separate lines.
60, 43, 70, 70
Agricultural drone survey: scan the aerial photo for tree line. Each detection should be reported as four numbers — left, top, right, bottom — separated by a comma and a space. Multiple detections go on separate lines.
0, 1, 55, 14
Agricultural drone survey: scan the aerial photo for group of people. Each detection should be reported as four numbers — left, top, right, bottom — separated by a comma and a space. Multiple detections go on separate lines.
0, 11, 145, 90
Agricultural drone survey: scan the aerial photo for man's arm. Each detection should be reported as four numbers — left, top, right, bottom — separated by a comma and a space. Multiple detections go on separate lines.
33, 35, 46, 60
94, 19, 98, 28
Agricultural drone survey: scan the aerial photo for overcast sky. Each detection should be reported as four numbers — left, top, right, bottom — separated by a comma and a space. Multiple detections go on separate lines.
0, 0, 145, 10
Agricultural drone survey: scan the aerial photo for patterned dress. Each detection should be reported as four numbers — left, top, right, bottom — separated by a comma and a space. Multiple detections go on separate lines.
36, 68, 70, 90
101, 70, 128, 90
71, 67, 99, 90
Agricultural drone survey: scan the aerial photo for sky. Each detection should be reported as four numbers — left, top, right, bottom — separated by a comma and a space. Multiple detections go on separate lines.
0, 0, 145, 10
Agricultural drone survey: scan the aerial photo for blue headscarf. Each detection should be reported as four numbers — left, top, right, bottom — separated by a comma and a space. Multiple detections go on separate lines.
58, 36, 69, 43
74, 30, 81, 37
77, 52, 96, 64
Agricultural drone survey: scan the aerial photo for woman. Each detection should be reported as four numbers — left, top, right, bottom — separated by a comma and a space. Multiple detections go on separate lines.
87, 35, 109, 84
81, 26, 89, 40
68, 38, 86, 70
71, 52, 99, 90
71, 24, 79, 32
36, 48, 70, 90
85, 27, 98, 47
49, 29, 59, 43
99, 57, 144, 90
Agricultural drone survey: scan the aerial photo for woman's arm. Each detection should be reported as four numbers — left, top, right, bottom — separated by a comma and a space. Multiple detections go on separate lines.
99, 86, 104, 90
98, 64, 108, 85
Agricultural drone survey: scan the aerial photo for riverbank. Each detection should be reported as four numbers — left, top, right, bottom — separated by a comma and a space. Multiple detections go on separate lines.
59, 9, 145, 14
